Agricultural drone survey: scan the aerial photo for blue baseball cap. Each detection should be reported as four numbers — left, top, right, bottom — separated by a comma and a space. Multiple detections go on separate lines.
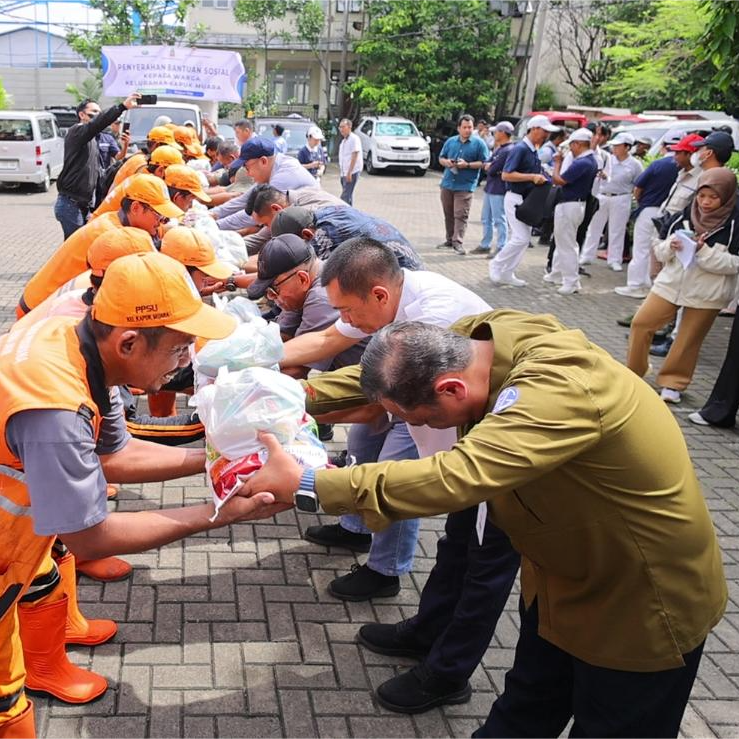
232, 136, 276, 169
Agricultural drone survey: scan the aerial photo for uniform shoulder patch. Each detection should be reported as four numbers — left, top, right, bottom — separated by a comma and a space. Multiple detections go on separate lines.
493, 386, 519, 414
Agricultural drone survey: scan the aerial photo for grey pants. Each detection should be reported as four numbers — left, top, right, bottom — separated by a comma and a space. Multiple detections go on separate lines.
440, 188, 473, 246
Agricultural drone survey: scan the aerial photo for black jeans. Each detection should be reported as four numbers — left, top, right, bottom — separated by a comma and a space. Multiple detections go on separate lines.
408, 507, 521, 682
700, 309, 739, 427
473, 598, 704, 738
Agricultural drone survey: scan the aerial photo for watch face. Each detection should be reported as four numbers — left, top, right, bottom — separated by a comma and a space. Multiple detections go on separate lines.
295, 492, 319, 513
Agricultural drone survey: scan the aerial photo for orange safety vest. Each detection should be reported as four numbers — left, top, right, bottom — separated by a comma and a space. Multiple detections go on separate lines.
111, 152, 146, 189
0, 316, 105, 625
19, 212, 122, 314
13, 289, 88, 332
90, 177, 134, 221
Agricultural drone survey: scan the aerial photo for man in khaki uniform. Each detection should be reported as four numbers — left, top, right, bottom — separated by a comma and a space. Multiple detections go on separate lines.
245, 309, 727, 737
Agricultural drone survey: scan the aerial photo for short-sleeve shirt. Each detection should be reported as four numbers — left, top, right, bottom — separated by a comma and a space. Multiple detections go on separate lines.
634, 156, 679, 209
439, 135, 490, 192
484, 142, 514, 196
339, 132, 363, 176
503, 137, 543, 196
334, 268, 491, 339
6, 387, 130, 536
600, 155, 643, 196
560, 152, 599, 202
297, 144, 328, 179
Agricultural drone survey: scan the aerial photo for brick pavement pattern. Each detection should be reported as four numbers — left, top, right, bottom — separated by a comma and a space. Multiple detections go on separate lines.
1, 168, 738, 738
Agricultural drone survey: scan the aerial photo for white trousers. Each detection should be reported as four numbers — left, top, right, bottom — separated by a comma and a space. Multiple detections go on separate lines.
552, 201, 587, 290
581, 193, 632, 265
627, 206, 660, 288
489, 192, 529, 280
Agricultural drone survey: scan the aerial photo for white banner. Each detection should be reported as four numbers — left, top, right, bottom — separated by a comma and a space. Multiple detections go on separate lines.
101, 45, 246, 103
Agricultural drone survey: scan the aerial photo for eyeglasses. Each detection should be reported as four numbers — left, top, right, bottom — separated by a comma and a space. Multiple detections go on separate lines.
141, 202, 166, 223
266, 261, 310, 300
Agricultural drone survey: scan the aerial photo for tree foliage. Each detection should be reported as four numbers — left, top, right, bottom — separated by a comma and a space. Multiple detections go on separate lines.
348, 0, 512, 126
0, 77, 10, 110
697, 0, 739, 111
65, 75, 104, 104
67, 0, 206, 68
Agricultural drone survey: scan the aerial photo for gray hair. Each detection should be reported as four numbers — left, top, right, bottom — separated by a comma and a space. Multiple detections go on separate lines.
360, 322, 473, 409
339, 118, 353, 129
217, 141, 239, 157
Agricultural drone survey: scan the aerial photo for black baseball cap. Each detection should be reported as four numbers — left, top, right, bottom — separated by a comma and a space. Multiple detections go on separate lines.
247, 234, 314, 299
694, 131, 735, 160
270, 206, 315, 237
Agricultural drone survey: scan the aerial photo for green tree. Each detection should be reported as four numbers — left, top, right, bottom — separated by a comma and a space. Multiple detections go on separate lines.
0, 77, 10, 110
65, 75, 104, 104
697, 0, 739, 114
348, 0, 512, 127
66, 0, 205, 69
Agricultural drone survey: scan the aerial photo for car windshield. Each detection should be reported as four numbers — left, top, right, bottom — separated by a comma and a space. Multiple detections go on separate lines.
0, 119, 33, 141
255, 121, 313, 152
127, 108, 200, 139
376, 122, 418, 137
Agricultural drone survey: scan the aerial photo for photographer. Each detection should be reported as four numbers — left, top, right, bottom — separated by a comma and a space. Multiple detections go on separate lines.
54, 92, 140, 239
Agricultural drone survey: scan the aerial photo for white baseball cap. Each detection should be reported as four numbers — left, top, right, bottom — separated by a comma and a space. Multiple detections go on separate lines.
527, 115, 559, 133
607, 132, 635, 147
494, 121, 515, 134
307, 125, 325, 140
564, 127, 593, 145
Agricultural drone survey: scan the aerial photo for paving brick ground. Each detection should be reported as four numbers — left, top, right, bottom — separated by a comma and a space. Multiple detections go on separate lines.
1, 166, 738, 738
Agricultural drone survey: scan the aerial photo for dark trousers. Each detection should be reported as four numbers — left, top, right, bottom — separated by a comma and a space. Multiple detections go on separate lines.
408, 507, 521, 682
340, 172, 360, 205
474, 598, 704, 738
700, 309, 739, 427
53, 193, 87, 240
577, 194, 599, 248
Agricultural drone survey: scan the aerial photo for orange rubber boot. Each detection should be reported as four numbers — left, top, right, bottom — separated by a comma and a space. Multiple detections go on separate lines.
18, 596, 108, 704
56, 554, 117, 646
0, 700, 35, 739
75, 556, 131, 583
147, 390, 176, 417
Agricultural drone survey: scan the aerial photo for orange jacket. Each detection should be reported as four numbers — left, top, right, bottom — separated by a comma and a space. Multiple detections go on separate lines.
111, 153, 146, 189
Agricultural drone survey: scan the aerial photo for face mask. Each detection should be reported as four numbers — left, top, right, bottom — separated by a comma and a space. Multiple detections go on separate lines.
690, 152, 702, 169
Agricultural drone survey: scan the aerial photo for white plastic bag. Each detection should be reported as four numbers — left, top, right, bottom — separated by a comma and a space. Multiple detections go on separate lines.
193, 318, 283, 378
215, 231, 248, 268
212, 294, 261, 323
192, 366, 306, 460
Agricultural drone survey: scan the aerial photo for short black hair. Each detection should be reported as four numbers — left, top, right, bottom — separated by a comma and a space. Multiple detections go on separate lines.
457, 114, 474, 126
234, 119, 253, 131
320, 238, 402, 297
549, 129, 565, 142
274, 124, 285, 135
168, 186, 191, 201
120, 197, 135, 213
76, 98, 96, 116
204, 136, 221, 152
245, 183, 287, 216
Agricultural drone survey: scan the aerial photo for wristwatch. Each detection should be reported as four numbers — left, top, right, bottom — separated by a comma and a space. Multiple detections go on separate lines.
294, 469, 321, 513
225, 275, 237, 292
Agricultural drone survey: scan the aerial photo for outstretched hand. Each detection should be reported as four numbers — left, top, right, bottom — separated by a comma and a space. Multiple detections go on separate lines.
239, 432, 303, 505
220, 490, 293, 523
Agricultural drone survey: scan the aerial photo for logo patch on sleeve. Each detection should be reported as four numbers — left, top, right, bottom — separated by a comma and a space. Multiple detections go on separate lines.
493, 386, 519, 414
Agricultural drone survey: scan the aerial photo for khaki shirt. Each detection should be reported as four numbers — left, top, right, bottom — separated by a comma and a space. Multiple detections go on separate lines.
305, 309, 727, 672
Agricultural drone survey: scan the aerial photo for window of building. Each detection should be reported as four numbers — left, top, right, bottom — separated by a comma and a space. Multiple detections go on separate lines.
38, 117, 55, 140
271, 69, 311, 105
201, 0, 232, 8
336, 0, 362, 12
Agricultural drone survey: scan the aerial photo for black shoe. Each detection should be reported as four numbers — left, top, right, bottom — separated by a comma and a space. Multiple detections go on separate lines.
654, 322, 675, 340
304, 524, 371, 553
328, 563, 400, 602
376, 664, 472, 714
468, 246, 490, 255
357, 619, 430, 659
317, 423, 334, 442
329, 450, 349, 468
436, 241, 453, 249
452, 243, 466, 255
649, 338, 673, 357
616, 314, 634, 327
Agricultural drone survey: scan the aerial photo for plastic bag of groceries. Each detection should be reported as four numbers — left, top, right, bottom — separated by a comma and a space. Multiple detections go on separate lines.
206, 421, 329, 520
184, 201, 220, 239
215, 230, 247, 269
193, 317, 283, 378
212, 294, 261, 323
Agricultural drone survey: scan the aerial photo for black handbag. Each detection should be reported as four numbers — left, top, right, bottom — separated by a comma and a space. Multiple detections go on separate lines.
515, 182, 554, 227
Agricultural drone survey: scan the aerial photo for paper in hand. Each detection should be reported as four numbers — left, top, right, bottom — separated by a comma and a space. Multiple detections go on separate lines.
674, 230, 697, 270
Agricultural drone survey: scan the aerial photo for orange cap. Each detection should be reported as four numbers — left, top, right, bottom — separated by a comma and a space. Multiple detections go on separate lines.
91, 251, 236, 339
161, 227, 233, 279
147, 126, 178, 146
164, 164, 212, 203
87, 227, 155, 277
149, 145, 185, 167
122, 173, 184, 219
174, 127, 205, 158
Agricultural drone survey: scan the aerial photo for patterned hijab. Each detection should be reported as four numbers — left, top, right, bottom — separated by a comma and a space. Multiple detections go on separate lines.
691, 167, 738, 236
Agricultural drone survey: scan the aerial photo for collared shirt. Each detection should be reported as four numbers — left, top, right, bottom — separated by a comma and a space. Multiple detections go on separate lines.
661, 166, 700, 215
439, 134, 489, 192
634, 155, 679, 210
297, 144, 328, 179
600, 154, 643, 196
484, 141, 514, 196
304, 309, 727, 672
559, 151, 598, 202
503, 137, 543, 196
339, 132, 363, 176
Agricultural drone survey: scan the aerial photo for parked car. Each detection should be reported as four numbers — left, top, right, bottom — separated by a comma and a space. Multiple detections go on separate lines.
120, 101, 204, 152
44, 105, 78, 136
514, 111, 589, 140
613, 119, 739, 157
355, 116, 430, 176
253, 114, 317, 158
0, 110, 64, 191
217, 120, 236, 143
428, 121, 458, 171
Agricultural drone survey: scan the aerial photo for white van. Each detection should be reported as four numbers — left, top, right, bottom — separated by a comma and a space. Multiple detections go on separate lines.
0, 111, 64, 191
121, 101, 204, 152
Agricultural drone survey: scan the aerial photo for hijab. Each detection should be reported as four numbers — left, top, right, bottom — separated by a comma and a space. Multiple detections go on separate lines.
691, 167, 738, 236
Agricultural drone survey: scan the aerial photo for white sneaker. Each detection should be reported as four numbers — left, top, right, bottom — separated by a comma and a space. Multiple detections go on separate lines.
558, 284, 580, 295
492, 274, 527, 287
614, 285, 650, 299
688, 412, 709, 426
660, 388, 682, 404
543, 271, 561, 284
608, 262, 623, 272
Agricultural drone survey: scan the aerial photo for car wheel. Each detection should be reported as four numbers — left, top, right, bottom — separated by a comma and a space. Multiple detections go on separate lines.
365, 153, 377, 175
37, 168, 50, 193
413, 167, 427, 177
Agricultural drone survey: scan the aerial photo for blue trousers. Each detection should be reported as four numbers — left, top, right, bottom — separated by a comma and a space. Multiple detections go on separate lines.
340, 420, 419, 576
409, 506, 520, 682
53, 193, 86, 240
340, 172, 360, 205
474, 597, 704, 738
480, 193, 507, 250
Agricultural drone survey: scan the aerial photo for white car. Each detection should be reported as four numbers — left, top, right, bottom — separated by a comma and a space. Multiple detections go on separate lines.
356, 116, 430, 176
614, 119, 739, 157
0, 111, 64, 192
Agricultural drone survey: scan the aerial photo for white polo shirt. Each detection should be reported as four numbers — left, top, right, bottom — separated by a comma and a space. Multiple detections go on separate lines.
339, 132, 363, 177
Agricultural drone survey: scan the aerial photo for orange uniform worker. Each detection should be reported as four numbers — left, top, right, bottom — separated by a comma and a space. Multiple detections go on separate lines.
91, 146, 184, 220
174, 126, 205, 161
16, 176, 183, 316
0, 252, 283, 738
110, 125, 181, 189
164, 164, 212, 212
